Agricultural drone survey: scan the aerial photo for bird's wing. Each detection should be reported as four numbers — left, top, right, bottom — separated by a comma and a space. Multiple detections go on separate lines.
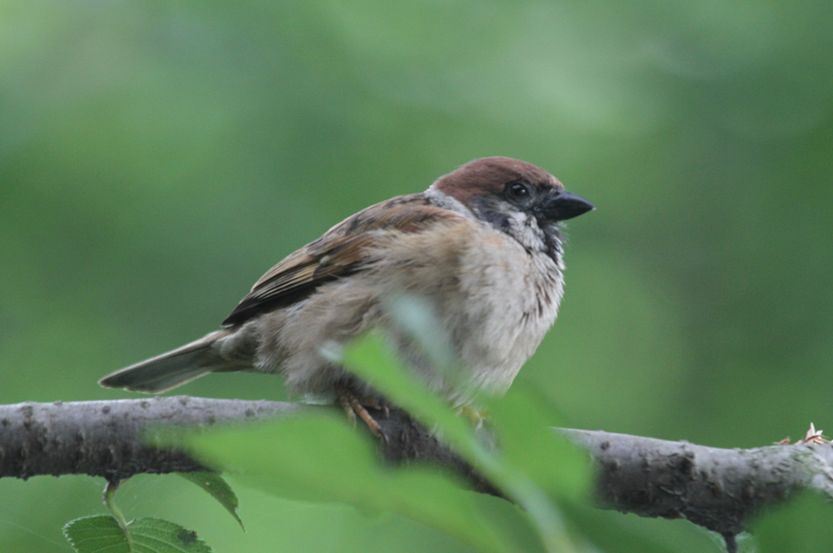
221, 193, 464, 326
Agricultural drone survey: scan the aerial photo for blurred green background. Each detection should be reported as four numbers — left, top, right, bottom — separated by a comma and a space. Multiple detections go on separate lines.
2, 0, 832, 551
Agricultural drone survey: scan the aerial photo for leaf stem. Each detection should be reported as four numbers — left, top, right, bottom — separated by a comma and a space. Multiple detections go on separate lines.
103, 479, 129, 530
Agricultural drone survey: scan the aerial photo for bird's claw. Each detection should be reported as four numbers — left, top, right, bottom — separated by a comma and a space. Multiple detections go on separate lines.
337, 388, 389, 443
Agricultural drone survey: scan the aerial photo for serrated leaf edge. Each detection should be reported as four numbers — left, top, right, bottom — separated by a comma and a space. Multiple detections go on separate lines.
63, 515, 126, 553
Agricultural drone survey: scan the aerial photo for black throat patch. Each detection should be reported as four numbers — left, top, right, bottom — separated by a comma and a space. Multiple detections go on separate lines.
471, 196, 563, 264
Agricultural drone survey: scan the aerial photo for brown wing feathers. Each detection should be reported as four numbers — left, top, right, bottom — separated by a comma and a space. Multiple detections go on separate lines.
221, 194, 450, 327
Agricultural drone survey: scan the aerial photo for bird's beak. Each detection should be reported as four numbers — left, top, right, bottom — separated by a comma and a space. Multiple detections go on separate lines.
540, 191, 594, 222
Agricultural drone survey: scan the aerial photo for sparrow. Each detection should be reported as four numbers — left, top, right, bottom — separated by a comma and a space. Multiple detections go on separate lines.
100, 157, 593, 435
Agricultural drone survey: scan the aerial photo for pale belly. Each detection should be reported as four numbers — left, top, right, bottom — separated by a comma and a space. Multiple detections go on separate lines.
438, 243, 564, 400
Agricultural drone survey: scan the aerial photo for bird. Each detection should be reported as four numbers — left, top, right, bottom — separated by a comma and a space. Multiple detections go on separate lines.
99, 157, 593, 435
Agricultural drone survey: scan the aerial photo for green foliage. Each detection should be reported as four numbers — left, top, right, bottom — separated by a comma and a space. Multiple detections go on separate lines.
63, 516, 211, 553
176, 334, 680, 553
562, 504, 718, 553
178, 473, 243, 529
185, 413, 542, 553
485, 387, 591, 502
341, 333, 585, 551
743, 493, 833, 553
344, 300, 594, 504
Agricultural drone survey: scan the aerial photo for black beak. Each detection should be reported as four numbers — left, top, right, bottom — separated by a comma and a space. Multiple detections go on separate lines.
540, 191, 594, 222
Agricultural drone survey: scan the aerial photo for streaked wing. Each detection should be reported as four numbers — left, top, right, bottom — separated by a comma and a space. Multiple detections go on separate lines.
221, 193, 459, 326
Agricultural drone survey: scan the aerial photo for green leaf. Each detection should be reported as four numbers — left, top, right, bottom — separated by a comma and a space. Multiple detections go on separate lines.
747, 492, 833, 553
64, 516, 129, 553
341, 333, 591, 501
185, 414, 543, 553
63, 515, 212, 553
341, 333, 476, 457
562, 503, 709, 553
341, 333, 583, 553
179, 316, 591, 552
485, 384, 592, 502
178, 472, 244, 529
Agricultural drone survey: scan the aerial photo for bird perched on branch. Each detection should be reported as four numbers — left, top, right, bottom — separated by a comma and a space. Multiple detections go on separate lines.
100, 157, 593, 435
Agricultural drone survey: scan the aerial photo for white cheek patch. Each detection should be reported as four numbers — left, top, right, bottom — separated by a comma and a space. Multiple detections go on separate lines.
506, 211, 548, 252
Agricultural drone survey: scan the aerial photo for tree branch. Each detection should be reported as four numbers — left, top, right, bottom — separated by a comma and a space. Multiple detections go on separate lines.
0, 397, 300, 480
2, 397, 831, 545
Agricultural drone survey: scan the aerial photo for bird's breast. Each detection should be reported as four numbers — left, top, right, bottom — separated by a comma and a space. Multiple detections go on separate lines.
449, 229, 564, 396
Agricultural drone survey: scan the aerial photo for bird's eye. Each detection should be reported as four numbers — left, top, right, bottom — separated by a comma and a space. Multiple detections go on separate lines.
508, 182, 530, 199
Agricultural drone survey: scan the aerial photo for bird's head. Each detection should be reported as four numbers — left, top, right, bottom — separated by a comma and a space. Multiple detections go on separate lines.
430, 156, 594, 256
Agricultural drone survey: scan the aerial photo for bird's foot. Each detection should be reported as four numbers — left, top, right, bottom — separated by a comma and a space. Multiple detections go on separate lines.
360, 396, 391, 418
337, 387, 389, 443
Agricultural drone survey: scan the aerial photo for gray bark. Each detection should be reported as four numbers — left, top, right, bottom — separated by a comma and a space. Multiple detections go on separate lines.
0, 397, 299, 480
562, 429, 833, 547
2, 397, 832, 549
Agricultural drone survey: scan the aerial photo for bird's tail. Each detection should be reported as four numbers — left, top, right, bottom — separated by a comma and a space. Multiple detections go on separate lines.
99, 330, 231, 393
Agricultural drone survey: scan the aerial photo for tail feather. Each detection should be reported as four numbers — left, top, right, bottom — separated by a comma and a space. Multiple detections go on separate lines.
99, 331, 229, 393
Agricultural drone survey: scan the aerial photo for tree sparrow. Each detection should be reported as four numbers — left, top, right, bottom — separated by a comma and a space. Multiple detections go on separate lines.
100, 157, 593, 434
